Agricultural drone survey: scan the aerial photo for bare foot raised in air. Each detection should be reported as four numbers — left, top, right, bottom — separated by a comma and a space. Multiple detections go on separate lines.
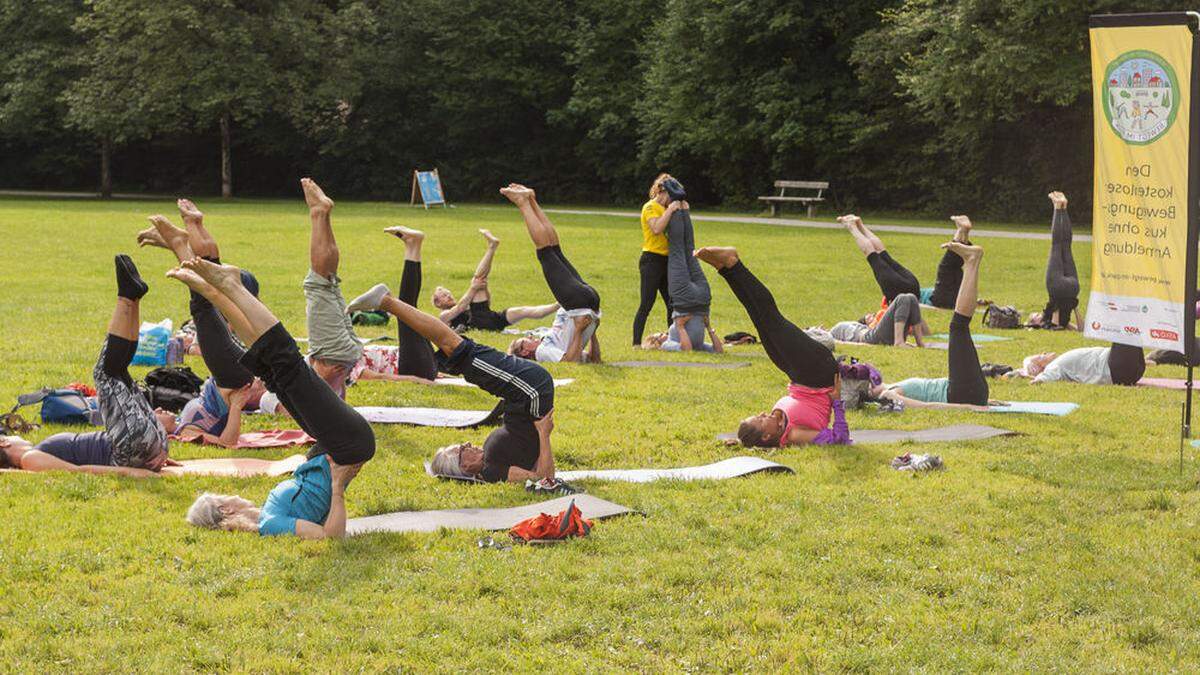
1048, 191, 1068, 210
137, 226, 168, 249
837, 214, 862, 231
165, 266, 215, 295
383, 226, 425, 245
177, 199, 204, 228
182, 257, 244, 294
942, 241, 983, 261
694, 246, 739, 269
499, 183, 534, 205
149, 215, 194, 261
480, 229, 500, 248
300, 178, 334, 214
950, 215, 972, 234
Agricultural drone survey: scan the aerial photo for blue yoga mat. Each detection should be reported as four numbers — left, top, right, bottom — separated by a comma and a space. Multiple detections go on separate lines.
928, 333, 1013, 343
986, 401, 1078, 416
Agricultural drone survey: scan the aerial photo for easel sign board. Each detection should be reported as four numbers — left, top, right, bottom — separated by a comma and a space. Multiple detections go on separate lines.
411, 169, 447, 208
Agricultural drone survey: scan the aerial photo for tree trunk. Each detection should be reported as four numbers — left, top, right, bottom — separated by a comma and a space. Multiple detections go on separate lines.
100, 136, 112, 199
220, 111, 232, 198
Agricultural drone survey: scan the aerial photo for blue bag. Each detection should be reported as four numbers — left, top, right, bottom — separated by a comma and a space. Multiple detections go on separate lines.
132, 320, 173, 366
14, 388, 99, 425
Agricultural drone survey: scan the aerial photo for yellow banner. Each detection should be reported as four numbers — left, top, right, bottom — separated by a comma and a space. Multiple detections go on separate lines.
1087, 22, 1192, 351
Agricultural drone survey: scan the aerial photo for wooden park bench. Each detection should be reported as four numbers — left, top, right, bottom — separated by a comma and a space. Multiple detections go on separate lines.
758, 180, 828, 218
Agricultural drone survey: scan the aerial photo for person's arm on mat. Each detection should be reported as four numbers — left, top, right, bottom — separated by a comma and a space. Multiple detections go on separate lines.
357, 369, 435, 385
439, 278, 486, 324
293, 460, 361, 540
561, 315, 591, 362
504, 412, 556, 482
674, 315, 693, 352
216, 386, 252, 448
648, 201, 680, 235
18, 450, 159, 477
584, 332, 602, 363
706, 316, 724, 354
881, 390, 986, 411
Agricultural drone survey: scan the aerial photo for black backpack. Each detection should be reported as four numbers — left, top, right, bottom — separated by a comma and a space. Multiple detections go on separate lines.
983, 304, 1021, 329
143, 366, 204, 412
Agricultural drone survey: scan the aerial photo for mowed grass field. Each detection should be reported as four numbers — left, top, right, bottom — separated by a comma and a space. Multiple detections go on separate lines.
2, 194, 1200, 671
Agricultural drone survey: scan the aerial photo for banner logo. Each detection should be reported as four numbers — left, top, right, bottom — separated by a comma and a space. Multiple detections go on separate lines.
1103, 50, 1179, 145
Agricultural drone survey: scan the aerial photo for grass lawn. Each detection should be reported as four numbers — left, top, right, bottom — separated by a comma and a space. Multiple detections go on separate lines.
1, 194, 1199, 671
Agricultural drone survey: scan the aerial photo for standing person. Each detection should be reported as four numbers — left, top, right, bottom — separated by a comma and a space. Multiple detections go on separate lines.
176, 254, 374, 539
632, 174, 675, 345
430, 229, 559, 332
875, 242, 993, 409
500, 183, 602, 363
694, 246, 849, 447
300, 178, 363, 398
1030, 191, 1080, 329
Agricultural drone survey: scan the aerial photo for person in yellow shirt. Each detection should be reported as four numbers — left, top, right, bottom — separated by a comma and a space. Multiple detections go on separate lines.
633, 173, 675, 345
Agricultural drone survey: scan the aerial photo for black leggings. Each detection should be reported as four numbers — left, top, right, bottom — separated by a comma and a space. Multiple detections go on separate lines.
867, 251, 920, 304
537, 245, 600, 312
1043, 209, 1080, 328
633, 252, 671, 344
1108, 343, 1146, 386
241, 322, 375, 464
396, 260, 438, 380
928, 249, 964, 309
719, 261, 836, 388
947, 312, 989, 405
190, 292, 254, 389
101, 334, 139, 388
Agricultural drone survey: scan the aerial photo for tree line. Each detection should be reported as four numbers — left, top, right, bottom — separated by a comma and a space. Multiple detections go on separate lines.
0, 0, 1177, 220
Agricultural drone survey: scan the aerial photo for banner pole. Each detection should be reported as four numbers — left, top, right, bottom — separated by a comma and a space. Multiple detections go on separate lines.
1186, 365, 1194, 474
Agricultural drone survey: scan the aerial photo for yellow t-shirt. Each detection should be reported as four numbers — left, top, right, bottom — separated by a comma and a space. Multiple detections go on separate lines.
640, 200, 669, 255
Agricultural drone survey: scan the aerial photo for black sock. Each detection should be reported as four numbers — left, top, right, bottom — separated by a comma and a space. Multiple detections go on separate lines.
115, 254, 148, 300
102, 334, 138, 387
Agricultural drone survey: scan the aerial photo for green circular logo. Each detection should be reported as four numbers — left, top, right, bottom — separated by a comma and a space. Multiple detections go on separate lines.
1103, 50, 1180, 145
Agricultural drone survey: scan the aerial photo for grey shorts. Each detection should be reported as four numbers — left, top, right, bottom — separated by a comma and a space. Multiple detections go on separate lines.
93, 342, 167, 468
303, 269, 363, 367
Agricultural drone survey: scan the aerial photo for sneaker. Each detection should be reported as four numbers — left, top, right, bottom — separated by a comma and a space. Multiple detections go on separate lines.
346, 283, 391, 313
525, 477, 582, 495
891, 453, 944, 471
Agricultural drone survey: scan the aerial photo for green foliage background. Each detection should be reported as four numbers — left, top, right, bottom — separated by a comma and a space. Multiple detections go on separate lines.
0, 0, 1187, 219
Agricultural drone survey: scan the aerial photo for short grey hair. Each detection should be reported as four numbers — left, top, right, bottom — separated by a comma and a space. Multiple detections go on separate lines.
186, 492, 226, 529
431, 444, 469, 478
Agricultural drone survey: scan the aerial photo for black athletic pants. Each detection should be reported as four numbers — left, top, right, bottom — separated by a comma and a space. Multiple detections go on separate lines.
1108, 343, 1146, 386
241, 322, 375, 464
190, 292, 255, 389
396, 260, 438, 380
929, 249, 964, 310
1043, 209, 1080, 329
947, 312, 989, 405
867, 251, 920, 304
537, 245, 600, 312
633, 251, 671, 344
719, 261, 836, 388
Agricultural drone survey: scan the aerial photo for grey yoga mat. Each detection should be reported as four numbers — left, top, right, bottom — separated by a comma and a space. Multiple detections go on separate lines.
717, 424, 1016, 444
556, 456, 792, 483
436, 376, 575, 388
425, 457, 794, 483
346, 494, 637, 535
611, 360, 750, 369
355, 406, 500, 427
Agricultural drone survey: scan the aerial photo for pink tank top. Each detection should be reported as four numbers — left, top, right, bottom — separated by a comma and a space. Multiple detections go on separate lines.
773, 383, 834, 445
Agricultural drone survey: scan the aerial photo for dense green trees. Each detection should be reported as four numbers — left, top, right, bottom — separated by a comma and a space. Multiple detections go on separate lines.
0, 0, 1173, 219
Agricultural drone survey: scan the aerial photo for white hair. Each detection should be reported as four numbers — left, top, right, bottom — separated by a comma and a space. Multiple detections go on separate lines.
186, 492, 226, 529
431, 444, 469, 478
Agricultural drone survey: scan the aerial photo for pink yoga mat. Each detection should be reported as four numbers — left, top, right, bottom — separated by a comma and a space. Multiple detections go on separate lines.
1137, 377, 1200, 391
171, 428, 315, 448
